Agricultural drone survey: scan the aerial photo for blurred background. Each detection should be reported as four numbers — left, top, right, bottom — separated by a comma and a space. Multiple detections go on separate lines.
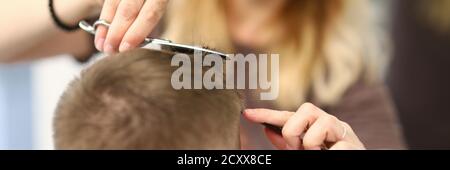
0, 0, 449, 149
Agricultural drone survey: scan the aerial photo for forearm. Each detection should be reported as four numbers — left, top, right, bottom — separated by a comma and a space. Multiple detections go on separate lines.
0, 0, 99, 62
4, 30, 95, 64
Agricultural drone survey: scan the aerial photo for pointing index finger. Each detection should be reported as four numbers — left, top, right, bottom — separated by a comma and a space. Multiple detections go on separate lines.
243, 109, 293, 127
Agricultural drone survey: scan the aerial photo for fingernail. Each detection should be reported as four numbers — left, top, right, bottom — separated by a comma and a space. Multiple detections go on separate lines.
95, 38, 105, 51
104, 44, 115, 54
244, 109, 254, 115
119, 42, 131, 52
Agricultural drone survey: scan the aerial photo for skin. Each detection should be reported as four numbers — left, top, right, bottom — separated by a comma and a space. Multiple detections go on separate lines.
0, 0, 97, 62
244, 103, 365, 150
0, 0, 365, 149
93, 0, 168, 54
0, 0, 167, 62
225, 0, 287, 50
230, 0, 365, 150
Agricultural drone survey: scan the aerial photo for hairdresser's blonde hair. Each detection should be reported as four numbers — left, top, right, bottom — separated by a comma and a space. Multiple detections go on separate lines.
163, 0, 377, 108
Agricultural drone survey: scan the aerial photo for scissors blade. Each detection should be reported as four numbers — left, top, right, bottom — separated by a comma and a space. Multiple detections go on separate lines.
79, 20, 230, 59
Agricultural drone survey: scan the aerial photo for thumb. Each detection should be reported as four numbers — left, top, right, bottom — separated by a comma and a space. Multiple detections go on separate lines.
264, 127, 288, 150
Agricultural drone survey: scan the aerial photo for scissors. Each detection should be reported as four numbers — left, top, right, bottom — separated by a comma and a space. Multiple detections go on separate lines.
79, 19, 229, 59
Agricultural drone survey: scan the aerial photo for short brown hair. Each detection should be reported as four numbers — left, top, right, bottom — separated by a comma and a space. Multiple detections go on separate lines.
54, 49, 243, 149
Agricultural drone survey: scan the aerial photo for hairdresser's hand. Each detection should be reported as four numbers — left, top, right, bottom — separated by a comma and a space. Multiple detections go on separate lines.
87, 0, 169, 54
243, 103, 365, 150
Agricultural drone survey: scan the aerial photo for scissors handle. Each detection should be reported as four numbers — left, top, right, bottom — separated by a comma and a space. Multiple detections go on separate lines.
79, 20, 170, 45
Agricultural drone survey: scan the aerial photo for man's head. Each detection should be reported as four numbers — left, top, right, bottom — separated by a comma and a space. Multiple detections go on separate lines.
54, 49, 243, 149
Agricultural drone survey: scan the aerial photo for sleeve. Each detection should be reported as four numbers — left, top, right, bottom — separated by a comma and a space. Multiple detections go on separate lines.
326, 80, 407, 149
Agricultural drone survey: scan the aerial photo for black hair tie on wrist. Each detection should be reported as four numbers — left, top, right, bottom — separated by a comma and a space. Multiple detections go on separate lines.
49, 0, 79, 32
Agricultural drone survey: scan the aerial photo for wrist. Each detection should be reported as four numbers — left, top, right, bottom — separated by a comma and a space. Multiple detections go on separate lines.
53, 0, 101, 27
81, 0, 103, 19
